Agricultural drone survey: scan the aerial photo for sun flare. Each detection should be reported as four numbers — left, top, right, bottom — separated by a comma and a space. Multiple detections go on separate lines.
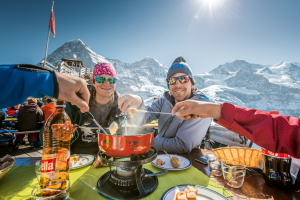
203, 0, 224, 8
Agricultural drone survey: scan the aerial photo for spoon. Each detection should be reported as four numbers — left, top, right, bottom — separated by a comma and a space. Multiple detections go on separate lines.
163, 150, 179, 166
85, 111, 109, 135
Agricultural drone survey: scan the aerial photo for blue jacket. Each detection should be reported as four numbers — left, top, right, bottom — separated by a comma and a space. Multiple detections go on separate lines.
132, 89, 212, 153
0, 64, 58, 108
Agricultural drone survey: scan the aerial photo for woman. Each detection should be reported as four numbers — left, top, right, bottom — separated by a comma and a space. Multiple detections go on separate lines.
16, 98, 44, 150
66, 62, 142, 155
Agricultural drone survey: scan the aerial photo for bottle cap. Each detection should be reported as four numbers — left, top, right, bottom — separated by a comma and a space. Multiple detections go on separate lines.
55, 100, 66, 108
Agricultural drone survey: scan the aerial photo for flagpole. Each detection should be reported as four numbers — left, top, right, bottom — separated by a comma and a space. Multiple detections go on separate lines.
43, 1, 54, 68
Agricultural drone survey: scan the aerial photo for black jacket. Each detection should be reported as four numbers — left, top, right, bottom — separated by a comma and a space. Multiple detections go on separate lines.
17, 104, 44, 131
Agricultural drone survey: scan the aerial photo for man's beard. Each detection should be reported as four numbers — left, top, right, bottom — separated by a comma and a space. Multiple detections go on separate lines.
171, 88, 190, 103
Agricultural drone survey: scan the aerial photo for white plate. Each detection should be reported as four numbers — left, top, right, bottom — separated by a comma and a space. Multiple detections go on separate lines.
151, 155, 191, 170
70, 154, 94, 170
161, 184, 229, 200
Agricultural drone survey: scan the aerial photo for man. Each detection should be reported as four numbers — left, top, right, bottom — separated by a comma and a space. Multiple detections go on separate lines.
172, 100, 300, 158
0, 64, 89, 113
119, 56, 211, 153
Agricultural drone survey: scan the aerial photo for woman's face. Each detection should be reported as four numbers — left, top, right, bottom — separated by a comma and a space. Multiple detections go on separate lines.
93, 75, 116, 97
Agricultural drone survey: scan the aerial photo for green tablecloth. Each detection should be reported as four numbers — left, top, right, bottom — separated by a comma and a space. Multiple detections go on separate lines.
0, 164, 232, 200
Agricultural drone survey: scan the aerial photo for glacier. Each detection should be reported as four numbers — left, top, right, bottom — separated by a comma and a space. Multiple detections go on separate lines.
41, 39, 300, 118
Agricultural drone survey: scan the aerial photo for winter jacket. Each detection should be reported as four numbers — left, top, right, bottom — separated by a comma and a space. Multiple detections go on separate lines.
0, 64, 58, 109
41, 103, 56, 125
5, 107, 18, 117
132, 89, 212, 153
16, 104, 44, 131
215, 103, 300, 159
65, 86, 128, 146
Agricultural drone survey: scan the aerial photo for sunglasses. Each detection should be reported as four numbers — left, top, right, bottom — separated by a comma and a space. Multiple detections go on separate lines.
94, 76, 117, 84
167, 75, 191, 85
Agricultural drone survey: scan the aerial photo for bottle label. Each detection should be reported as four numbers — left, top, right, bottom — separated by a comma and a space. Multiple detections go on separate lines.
41, 158, 56, 172
58, 150, 70, 171
57, 151, 70, 161
41, 158, 56, 179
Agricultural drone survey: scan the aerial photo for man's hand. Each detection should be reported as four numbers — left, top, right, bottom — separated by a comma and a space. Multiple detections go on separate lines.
172, 100, 221, 121
118, 94, 143, 114
57, 72, 90, 113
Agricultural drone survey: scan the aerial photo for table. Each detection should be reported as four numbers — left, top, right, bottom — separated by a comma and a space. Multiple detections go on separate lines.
176, 149, 300, 200
11, 148, 300, 199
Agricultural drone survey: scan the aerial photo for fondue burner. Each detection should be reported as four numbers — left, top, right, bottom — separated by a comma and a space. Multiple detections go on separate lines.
96, 147, 158, 199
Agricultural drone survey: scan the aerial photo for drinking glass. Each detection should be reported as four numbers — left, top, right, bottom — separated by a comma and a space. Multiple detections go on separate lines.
221, 159, 246, 188
35, 160, 41, 182
31, 179, 70, 200
207, 157, 223, 176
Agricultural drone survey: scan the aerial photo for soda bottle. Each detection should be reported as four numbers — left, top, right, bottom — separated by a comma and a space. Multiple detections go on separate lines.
39, 100, 73, 196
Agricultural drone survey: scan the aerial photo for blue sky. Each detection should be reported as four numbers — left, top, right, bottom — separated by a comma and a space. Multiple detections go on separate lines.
1, 0, 299, 74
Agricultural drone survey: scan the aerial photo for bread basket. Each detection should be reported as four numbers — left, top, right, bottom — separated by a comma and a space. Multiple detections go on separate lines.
212, 147, 262, 168
0, 159, 16, 181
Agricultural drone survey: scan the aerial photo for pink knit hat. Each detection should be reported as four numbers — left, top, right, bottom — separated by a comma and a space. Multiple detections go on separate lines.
92, 63, 117, 81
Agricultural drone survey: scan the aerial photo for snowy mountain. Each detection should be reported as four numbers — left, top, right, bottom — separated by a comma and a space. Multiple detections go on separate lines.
42, 39, 300, 117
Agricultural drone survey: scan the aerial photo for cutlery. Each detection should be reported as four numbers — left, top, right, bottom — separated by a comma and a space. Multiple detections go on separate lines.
144, 170, 168, 178
85, 111, 109, 135
163, 150, 179, 166
135, 110, 174, 115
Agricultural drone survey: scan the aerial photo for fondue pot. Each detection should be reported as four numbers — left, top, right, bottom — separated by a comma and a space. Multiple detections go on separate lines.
97, 127, 154, 157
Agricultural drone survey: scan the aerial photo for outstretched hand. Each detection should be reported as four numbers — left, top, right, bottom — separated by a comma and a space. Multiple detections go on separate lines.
172, 100, 221, 121
57, 72, 90, 113
118, 94, 143, 114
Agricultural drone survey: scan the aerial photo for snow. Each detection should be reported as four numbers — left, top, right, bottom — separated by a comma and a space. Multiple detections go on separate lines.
42, 39, 300, 118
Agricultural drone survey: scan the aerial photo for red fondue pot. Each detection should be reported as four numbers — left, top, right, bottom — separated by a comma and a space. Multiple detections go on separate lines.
97, 127, 154, 157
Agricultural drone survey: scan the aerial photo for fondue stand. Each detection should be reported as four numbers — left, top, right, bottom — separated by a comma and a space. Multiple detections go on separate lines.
96, 147, 158, 199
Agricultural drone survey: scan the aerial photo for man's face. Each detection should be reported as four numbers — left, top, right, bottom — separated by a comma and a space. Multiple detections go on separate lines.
169, 72, 192, 103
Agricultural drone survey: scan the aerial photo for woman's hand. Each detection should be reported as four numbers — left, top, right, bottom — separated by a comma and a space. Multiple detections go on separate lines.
172, 100, 221, 121
118, 94, 143, 114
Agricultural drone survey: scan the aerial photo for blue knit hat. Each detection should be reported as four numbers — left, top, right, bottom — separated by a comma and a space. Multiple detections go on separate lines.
167, 56, 193, 80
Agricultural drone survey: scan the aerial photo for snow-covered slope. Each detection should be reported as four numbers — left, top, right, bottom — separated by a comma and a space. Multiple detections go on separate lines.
42, 39, 300, 117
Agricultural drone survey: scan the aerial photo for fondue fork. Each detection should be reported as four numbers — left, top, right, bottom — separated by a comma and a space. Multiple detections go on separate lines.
135, 110, 174, 115
124, 115, 128, 135
86, 111, 109, 135
163, 150, 179, 166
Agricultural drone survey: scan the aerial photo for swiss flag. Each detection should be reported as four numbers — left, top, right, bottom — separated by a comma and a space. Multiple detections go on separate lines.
49, 10, 55, 37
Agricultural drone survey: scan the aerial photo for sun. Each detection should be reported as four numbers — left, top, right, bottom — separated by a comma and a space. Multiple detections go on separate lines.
193, 0, 227, 19
203, 0, 224, 8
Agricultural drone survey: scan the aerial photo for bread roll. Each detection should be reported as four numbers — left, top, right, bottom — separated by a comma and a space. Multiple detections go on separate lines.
155, 158, 165, 165
170, 156, 181, 168
176, 191, 187, 200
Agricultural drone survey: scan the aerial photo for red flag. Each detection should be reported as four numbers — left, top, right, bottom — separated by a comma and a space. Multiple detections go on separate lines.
73, 54, 77, 59
49, 10, 55, 37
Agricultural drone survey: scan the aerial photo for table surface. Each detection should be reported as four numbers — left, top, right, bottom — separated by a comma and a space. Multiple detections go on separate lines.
12, 148, 300, 200
176, 149, 299, 200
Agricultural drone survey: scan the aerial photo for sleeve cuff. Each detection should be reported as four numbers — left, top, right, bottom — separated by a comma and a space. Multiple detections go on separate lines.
214, 103, 236, 129
52, 71, 59, 98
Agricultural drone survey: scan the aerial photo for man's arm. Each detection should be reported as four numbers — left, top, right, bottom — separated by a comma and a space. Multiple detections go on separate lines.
173, 100, 300, 158
153, 117, 211, 153
130, 97, 163, 125
0, 64, 89, 113
216, 103, 300, 158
